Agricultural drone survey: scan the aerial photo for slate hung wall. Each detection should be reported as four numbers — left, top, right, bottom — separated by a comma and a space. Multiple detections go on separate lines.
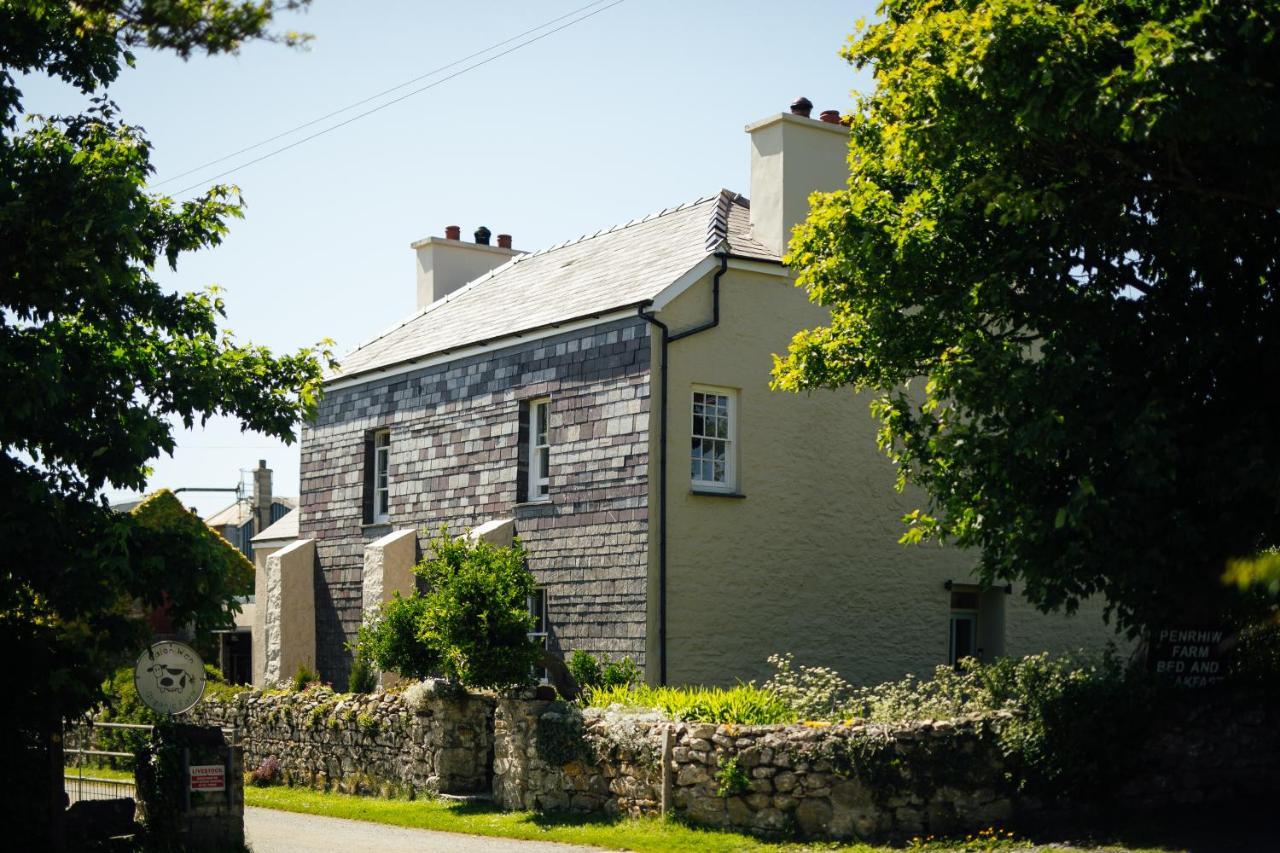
300, 317, 651, 687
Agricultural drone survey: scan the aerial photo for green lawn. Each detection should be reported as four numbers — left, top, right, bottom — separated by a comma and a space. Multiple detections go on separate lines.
243, 785, 1192, 853
64, 764, 134, 782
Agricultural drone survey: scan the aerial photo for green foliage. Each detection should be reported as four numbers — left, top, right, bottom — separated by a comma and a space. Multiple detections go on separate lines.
762, 653, 853, 721
536, 707, 588, 766
356, 713, 380, 736
713, 755, 749, 798
362, 529, 541, 690
568, 649, 641, 697
292, 663, 321, 693
585, 683, 796, 725
567, 649, 601, 690
0, 1, 331, 798
347, 636, 379, 694
772, 0, 1280, 636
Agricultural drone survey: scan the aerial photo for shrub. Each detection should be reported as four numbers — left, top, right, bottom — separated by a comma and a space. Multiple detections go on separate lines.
347, 640, 378, 694
567, 649, 601, 690
249, 756, 281, 787
568, 649, 640, 697
291, 663, 321, 693
762, 653, 853, 720
362, 528, 541, 690
586, 683, 796, 725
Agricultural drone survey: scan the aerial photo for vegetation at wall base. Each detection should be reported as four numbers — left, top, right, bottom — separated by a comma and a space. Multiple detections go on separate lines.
586, 682, 798, 725
567, 649, 642, 698
771, 0, 1280, 637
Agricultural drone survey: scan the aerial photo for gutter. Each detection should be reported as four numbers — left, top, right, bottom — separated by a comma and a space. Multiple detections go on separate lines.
638, 252, 729, 685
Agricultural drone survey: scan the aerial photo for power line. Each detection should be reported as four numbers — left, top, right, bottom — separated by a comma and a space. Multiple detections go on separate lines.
166, 0, 627, 198
151, 0, 617, 189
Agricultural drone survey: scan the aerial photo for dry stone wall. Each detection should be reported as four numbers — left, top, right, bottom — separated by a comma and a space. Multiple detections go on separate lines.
492, 699, 1015, 840
493, 695, 1280, 842
188, 689, 1280, 843
189, 684, 494, 796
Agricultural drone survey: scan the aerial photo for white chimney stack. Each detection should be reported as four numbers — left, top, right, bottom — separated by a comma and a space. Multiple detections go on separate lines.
745, 103, 850, 258
411, 226, 522, 309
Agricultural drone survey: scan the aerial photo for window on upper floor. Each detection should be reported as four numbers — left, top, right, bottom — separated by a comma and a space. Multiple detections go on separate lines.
363, 428, 390, 524
691, 386, 736, 492
522, 397, 551, 502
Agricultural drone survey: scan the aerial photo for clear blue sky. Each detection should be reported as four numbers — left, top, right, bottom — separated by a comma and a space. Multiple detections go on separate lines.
23, 0, 877, 516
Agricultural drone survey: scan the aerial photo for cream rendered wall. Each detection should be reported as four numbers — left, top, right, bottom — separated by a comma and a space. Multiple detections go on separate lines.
261, 538, 317, 687
412, 237, 521, 309
652, 265, 1120, 687
250, 539, 287, 688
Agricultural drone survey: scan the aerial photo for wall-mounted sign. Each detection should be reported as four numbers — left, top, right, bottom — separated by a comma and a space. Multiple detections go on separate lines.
1150, 627, 1229, 688
189, 764, 226, 793
133, 640, 207, 715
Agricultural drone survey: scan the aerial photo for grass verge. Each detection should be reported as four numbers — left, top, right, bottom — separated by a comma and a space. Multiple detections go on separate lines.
244, 786, 1198, 852
244, 785, 872, 852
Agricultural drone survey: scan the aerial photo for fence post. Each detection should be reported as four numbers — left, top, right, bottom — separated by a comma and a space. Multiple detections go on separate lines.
660, 724, 674, 817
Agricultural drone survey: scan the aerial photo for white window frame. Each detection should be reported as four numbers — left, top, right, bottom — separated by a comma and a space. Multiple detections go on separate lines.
690, 386, 736, 492
527, 587, 549, 684
373, 428, 390, 524
526, 397, 551, 502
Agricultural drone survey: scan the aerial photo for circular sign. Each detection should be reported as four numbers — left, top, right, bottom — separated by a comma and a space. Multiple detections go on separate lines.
134, 641, 206, 715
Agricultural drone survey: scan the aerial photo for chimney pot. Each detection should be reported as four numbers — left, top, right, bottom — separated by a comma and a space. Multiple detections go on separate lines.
474, 226, 491, 245
819, 109, 842, 125
497, 234, 512, 250
445, 225, 461, 240
790, 97, 813, 118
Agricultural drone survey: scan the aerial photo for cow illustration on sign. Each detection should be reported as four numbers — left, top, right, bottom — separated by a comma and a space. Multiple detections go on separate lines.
133, 640, 207, 715
145, 662, 192, 692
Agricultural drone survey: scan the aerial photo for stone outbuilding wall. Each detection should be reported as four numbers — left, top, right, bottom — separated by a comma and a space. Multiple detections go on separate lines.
190, 684, 494, 796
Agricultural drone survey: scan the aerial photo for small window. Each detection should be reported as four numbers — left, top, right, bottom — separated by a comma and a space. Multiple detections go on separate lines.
373, 429, 390, 523
949, 589, 979, 666
525, 398, 551, 501
691, 387, 736, 491
528, 588, 548, 684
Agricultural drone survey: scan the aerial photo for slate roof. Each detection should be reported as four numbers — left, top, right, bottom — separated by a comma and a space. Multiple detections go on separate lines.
251, 507, 298, 542
205, 497, 296, 528
331, 190, 777, 382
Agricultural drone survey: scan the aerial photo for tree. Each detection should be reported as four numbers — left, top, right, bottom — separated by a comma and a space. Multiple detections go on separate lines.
773, 0, 1280, 637
361, 530, 542, 691
0, 0, 324, 828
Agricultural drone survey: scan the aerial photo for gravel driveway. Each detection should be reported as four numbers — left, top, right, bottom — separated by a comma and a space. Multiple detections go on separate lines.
244, 806, 604, 853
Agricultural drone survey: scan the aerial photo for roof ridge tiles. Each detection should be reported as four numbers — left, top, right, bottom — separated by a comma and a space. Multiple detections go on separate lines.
331, 190, 736, 375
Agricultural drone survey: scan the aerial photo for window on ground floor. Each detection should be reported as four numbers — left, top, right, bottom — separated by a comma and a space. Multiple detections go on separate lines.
528, 587, 548, 684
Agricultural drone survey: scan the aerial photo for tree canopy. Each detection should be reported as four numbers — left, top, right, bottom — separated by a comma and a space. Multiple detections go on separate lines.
773, 0, 1280, 636
1, 0, 325, 747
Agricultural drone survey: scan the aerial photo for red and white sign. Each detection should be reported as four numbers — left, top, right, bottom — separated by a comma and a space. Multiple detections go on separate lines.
189, 764, 226, 792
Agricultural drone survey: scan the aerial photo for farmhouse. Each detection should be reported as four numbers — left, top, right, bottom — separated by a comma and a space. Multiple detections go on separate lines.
254, 101, 1118, 689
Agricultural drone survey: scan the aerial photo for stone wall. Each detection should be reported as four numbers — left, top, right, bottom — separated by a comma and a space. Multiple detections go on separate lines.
492, 699, 1013, 840
301, 317, 651, 688
493, 695, 1280, 842
190, 685, 494, 796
